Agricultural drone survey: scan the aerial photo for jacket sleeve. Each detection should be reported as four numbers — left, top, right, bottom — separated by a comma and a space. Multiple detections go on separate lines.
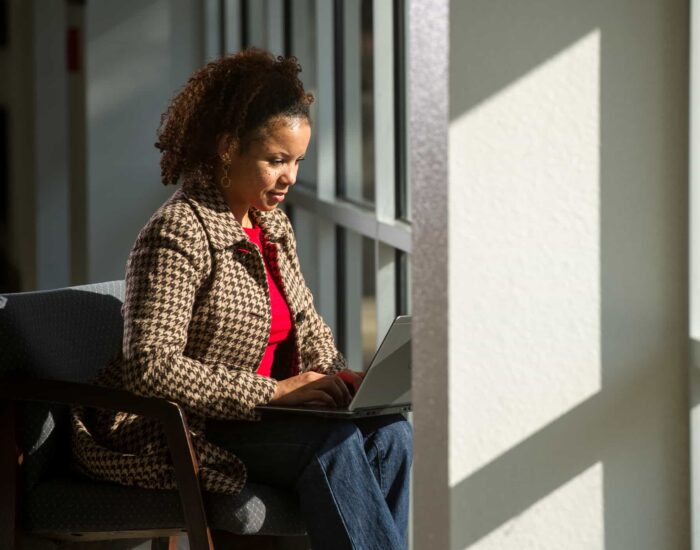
280, 213, 347, 375
121, 202, 277, 421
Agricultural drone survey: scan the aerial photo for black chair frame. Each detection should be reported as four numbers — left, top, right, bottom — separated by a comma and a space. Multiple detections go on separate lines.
0, 378, 214, 550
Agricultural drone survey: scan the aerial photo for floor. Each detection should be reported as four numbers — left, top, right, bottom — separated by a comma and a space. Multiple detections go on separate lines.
17, 533, 311, 550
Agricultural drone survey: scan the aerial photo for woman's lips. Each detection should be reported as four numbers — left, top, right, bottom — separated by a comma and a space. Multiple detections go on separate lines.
269, 191, 286, 203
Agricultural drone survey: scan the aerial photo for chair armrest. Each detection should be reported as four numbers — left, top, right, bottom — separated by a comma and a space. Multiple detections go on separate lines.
0, 379, 213, 550
2, 378, 187, 419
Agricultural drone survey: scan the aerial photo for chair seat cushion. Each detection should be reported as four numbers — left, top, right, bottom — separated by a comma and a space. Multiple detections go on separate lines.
22, 475, 307, 537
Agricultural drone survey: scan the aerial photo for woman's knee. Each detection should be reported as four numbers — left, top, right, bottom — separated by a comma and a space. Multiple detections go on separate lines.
393, 417, 413, 446
379, 417, 413, 460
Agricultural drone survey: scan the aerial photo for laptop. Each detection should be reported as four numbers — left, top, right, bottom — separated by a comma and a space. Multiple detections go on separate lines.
255, 315, 412, 419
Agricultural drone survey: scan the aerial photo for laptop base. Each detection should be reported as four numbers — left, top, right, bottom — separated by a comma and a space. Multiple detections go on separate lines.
255, 403, 411, 419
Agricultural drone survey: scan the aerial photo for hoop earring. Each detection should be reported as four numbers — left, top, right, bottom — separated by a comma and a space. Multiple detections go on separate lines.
221, 158, 232, 189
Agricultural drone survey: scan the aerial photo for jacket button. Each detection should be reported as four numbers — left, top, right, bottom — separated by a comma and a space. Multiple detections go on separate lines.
295, 311, 306, 323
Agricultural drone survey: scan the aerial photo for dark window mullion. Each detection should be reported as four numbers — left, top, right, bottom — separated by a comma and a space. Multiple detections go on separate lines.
395, 249, 408, 315
334, 0, 346, 198
218, 0, 226, 56
283, 0, 292, 58
393, 0, 407, 220
240, 0, 249, 49
336, 226, 347, 355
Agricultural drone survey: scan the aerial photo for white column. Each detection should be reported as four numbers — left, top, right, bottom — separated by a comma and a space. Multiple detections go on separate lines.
409, 0, 450, 547
34, 0, 70, 290
690, 0, 700, 547
86, 0, 202, 283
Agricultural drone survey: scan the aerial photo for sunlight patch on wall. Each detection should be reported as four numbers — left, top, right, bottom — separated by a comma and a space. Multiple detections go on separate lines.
448, 29, 601, 485
461, 462, 604, 550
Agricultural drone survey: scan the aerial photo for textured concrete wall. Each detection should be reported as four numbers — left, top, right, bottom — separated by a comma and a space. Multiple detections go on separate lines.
446, 0, 689, 548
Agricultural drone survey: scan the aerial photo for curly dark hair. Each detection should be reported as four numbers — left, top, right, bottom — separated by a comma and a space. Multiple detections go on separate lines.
155, 48, 314, 185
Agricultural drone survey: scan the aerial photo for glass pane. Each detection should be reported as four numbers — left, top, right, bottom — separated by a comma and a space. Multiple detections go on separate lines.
223, 0, 243, 54
396, 249, 411, 315
336, 0, 374, 205
289, 0, 318, 188
266, 0, 286, 56
244, 0, 267, 48
289, 205, 319, 300
361, 235, 377, 368
394, 0, 410, 220
359, 0, 374, 205
336, 227, 377, 370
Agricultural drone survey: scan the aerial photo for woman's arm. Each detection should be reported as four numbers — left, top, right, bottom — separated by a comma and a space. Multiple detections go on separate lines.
121, 201, 277, 421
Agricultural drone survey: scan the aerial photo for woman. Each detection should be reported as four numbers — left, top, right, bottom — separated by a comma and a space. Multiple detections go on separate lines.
71, 49, 412, 549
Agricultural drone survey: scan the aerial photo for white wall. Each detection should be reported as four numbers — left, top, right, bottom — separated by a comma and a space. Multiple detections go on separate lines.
443, 0, 689, 548
86, 0, 202, 283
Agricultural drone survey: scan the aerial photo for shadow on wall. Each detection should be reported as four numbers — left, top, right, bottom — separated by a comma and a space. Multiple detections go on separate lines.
448, 0, 689, 548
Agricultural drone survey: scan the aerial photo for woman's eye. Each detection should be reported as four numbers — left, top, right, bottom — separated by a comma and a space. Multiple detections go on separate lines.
270, 159, 284, 165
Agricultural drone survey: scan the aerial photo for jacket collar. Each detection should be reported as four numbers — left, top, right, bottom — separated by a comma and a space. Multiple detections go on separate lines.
181, 174, 287, 250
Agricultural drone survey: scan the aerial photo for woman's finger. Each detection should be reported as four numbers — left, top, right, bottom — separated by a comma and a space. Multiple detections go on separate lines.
330, 376, 352, 407
315, 376, 347, 407
305, 389, 337, 408
337, 370, 362, 395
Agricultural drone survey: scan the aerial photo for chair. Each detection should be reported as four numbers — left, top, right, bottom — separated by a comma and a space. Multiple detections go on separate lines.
0, 281, 308, 549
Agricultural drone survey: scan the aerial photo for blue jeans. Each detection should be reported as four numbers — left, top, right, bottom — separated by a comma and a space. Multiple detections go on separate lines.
206, 414, 413, 550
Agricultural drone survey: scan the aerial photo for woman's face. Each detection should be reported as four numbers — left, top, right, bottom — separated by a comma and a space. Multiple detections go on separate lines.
220, 117, 311, 214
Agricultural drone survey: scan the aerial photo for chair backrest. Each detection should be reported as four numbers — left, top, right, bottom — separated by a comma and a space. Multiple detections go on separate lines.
0, 281, 125, 489
0, 280, 125, 381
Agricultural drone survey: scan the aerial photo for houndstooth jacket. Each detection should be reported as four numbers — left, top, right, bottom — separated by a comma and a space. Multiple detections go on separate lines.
71, 174, 347, 495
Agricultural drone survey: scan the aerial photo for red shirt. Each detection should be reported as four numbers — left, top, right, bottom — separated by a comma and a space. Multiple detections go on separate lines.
243, 225, 293, 378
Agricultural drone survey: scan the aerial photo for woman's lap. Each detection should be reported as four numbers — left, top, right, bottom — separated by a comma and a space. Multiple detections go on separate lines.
207, 413, 412, 549
205, 413, 411, 489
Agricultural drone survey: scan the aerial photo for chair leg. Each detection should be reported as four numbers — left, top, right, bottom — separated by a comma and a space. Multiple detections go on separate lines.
152, 535, 180, 550
152, 537, 175, 550
0, 402, 17, 550
211, 532, 312, 550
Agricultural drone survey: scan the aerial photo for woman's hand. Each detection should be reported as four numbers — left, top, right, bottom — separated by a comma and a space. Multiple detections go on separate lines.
269, 370, 362, 408
337, 369, 366, 395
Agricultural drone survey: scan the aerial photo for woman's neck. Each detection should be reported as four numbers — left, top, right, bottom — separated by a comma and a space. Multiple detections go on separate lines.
222, 193, 252, 228
233, 206, 253, 228
213, 166, 252, 228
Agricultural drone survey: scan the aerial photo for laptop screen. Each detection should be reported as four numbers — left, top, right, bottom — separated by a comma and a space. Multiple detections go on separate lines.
350, 315, 411, 410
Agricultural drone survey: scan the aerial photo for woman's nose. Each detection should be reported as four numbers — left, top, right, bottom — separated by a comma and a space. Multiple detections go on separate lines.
282, 164, 298, 186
